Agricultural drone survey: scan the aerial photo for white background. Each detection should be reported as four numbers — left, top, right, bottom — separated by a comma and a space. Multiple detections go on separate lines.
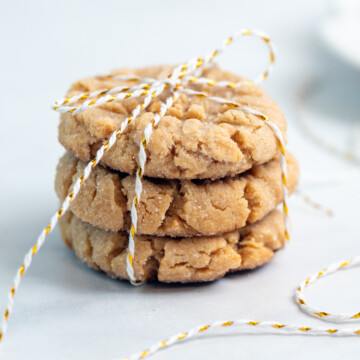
1, 0, 360, 359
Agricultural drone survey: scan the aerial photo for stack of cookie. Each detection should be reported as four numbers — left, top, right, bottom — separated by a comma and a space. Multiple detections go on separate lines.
56, 65, 299, 283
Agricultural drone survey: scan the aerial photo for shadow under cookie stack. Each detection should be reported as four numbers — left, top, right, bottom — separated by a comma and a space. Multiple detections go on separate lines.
55, 65, 299, 283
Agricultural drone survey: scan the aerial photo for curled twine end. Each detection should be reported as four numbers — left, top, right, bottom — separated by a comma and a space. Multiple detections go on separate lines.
295, 190, 334, 217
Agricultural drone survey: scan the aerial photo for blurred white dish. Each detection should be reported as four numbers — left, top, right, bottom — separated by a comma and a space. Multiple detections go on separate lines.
320, 0, 360, 70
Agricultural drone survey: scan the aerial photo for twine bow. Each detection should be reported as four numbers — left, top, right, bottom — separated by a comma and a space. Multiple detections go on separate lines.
1, 29, 359, 360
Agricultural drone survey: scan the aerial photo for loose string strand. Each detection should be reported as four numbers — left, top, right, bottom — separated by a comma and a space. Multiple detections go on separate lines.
120, 256, 360, 360
295, 190, 334, 217
296, 256, 360, 322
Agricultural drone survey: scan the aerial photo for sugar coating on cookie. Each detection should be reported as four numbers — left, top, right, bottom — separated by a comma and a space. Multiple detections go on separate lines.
59, 209, 285, 283
58, 65, 287, 179
55, 152, 299, 236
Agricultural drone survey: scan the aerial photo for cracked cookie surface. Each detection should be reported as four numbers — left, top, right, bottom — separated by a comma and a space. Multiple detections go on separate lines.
55, 152, 299, 236
58, 65, 287, 179
59, 209, 285, 283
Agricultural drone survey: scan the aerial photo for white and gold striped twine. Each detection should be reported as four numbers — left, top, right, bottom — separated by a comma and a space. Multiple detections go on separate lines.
0, 29, 358, 359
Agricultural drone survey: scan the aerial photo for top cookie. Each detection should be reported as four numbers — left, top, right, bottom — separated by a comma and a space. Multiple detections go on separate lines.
58, 65, 287, 179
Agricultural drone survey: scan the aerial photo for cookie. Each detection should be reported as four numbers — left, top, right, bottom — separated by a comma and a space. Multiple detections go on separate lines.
58, 65, 287, 179
59, 209, 285, 283
55, 151, 299, 236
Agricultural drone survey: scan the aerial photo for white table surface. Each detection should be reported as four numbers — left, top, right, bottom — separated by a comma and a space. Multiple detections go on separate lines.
1, 0, 360, 359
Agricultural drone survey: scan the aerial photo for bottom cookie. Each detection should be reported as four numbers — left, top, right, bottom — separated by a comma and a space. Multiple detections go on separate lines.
59, 209, 286, 283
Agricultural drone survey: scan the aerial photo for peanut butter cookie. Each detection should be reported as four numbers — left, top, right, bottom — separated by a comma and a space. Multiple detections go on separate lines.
59, 209, 285, 283
58, 65, 287, 179
55, 152, 298, 236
